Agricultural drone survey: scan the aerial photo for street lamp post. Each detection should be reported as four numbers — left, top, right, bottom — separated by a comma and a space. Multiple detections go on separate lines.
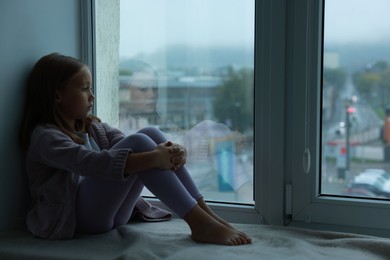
343, 96, 357, 176
345, 104, 351, 172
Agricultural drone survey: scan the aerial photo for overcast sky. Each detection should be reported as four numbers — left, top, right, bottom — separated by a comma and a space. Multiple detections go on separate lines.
325, 0, 390, 44
120, 0, 390, 58
120, 0, 254, 58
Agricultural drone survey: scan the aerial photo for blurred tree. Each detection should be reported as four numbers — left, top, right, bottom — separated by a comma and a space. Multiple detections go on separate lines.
353, 72, 380, 98
213, 67, 254, 132
353, 60, 390, 118
369, 60, 388, 72
379, 68, 390, 110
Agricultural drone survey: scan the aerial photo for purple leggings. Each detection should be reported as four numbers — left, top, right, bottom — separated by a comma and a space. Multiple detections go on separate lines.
76, 127, 201, 234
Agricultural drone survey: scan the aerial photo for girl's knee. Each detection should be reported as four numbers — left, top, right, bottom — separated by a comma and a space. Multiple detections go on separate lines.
119, 133, 156, 153
133, 133, 157, 152
137, 126, 166, 144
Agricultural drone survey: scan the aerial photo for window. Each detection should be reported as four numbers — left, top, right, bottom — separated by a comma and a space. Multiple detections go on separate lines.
289, 0, 390, 236
86, 0, 257, 206
322, 0, 390, 200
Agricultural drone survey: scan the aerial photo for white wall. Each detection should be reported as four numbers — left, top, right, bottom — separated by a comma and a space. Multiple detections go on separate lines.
0, 0, 81, 231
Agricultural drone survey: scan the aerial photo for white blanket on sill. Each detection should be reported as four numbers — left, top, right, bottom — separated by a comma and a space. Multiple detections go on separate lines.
0, 219, 389, 260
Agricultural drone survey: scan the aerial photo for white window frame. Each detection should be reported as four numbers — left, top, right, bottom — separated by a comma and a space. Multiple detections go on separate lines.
287, 0, 390, 237
81, 0, 291, 225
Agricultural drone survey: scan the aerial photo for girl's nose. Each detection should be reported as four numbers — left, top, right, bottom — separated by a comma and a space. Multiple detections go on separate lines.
89, 92, 95, 101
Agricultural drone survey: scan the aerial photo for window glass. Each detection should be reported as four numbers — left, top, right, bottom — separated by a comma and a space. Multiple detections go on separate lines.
321, 0, 390, 200
119, 0, 255, 204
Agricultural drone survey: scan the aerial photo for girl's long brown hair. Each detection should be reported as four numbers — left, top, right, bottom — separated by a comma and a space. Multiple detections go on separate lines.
19, 53, 100, 150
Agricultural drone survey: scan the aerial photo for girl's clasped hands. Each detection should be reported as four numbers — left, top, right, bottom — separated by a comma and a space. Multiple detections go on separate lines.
156, 141, 187, 171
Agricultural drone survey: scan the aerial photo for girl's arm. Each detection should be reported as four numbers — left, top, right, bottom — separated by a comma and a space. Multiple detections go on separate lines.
31, 126, 186, 180
30, 126, 129, 181
99, 123, 187, 173
124, 141, 187, 175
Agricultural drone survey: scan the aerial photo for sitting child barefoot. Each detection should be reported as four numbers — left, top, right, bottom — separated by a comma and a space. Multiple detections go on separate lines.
19, 53, 251, 245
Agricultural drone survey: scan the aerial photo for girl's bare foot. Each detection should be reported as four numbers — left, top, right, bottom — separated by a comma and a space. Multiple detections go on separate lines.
184, 204, 251, 246
197, 198, 252, 243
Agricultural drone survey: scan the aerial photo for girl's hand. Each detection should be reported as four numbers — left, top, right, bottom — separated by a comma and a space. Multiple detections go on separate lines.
164, 141, 187, 170
154, 143, 175, 170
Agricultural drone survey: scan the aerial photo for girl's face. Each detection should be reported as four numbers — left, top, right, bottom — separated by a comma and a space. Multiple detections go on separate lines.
129, 71, 158, 114
56, 68, 94, 127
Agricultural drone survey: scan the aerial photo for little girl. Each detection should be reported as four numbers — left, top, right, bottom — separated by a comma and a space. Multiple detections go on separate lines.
19, 53, 251, 246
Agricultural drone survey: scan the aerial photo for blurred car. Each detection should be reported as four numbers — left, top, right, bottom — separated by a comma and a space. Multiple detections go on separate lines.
358, 169, 390, 193
360, 169, 390, 180
343, 170, 390, 199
